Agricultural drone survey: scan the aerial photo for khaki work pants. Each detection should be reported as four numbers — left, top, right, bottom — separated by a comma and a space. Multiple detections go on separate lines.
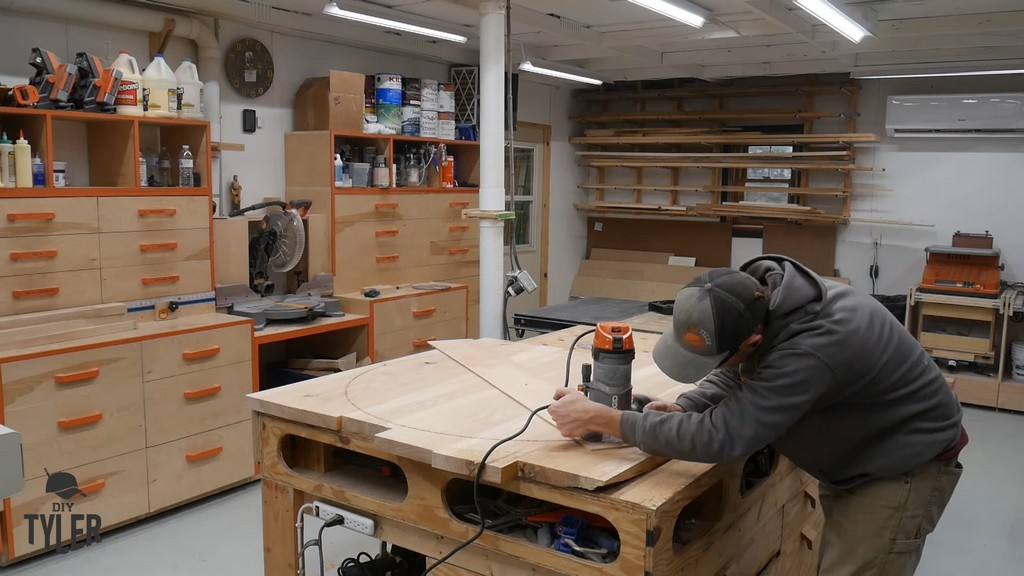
817, 459, 963, 576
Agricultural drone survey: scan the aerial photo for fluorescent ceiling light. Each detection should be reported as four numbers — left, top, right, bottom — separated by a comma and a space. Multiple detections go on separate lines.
794, 0, 870, 43
323, 2, 468, 43
519, 59, 605, 85
628, 0, 707, 28
856, 69, 1024, 80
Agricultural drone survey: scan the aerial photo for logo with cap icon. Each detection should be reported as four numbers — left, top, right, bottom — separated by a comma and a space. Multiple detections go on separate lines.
44, 468, 87, 501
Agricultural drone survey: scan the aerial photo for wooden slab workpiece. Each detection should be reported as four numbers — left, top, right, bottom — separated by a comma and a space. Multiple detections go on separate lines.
248, 337, 694, 490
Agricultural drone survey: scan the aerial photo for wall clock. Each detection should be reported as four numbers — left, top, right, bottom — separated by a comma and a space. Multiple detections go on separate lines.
225, 37, 274, 98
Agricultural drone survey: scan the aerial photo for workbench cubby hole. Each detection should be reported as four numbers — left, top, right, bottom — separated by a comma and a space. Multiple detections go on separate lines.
139, 122, 209, 188
258, 324, 369, 390
52, 117, 135, 188
672, 480, 725, 550
443, 479, 621, 565
740, 446, 780, 496
334, 134, 392, 190
280, 435, 407, 503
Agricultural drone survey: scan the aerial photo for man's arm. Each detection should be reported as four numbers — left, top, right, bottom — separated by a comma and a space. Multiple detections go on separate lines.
675, 369, 743, 413
618, 347, 835, 462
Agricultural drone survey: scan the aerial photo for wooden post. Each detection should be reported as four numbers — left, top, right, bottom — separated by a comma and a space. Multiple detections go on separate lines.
262, 478, 304, 576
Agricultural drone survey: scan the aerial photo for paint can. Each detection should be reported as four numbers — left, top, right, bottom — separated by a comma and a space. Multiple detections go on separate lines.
402, 77, 421, 106
401, 105, 421, 136
420, 110, 439, 138
438, 112, 456, 140
420, 79, 439, 111
375, 74, 403, 132
437, 83, 455, 113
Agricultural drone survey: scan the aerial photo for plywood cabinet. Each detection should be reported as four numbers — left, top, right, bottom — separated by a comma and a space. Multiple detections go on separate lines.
0, 314, 256, 565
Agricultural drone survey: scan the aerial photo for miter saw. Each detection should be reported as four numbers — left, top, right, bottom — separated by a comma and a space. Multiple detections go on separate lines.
216, 200, 344, 330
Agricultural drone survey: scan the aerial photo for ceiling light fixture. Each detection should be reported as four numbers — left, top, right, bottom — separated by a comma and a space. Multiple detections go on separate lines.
855, 69, 1024, 80
627, 0, 708, 28
322, 1, 469, 43
518, 59, 605, 85
793, 0, 870, 43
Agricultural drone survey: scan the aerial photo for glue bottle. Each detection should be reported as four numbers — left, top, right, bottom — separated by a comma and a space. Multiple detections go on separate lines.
13, 131, 31, 188
0, 133, 13, 187
31, 154, 45, 187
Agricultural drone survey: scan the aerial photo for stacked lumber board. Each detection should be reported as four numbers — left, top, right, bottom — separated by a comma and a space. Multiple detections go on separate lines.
0, 303, 135, 350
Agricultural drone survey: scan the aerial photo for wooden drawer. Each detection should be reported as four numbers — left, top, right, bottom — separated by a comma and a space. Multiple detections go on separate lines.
100, 260, 211, 303
0, 269, 102, 316
99, 229, 211, 268
372, 289, 467, 333
0, 234, 100, 277
4, 346, 145, 477
333, 258, 479, 294
98, 197, 210, 232
144, 361, 253, 447
8, 450, 149, 558
441, 218, 479, 240
335, 194, 436, 223
0, 198, 98, 238
430, 194, 479, 218
997, 380, 1024, 411
2, 343, 141, 412
146, 420, 255, 511
142, 323, 251, 381
950, 375, 1000, 407
374, 317, 467, 362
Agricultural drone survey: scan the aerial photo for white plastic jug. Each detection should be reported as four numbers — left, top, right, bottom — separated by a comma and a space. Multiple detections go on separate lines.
174, 58, 204, 120
111, 50, 144, 116
143, 54, 178, 118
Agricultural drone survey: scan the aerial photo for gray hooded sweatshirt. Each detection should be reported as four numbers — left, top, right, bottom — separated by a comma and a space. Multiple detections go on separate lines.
620, 255, 964, 488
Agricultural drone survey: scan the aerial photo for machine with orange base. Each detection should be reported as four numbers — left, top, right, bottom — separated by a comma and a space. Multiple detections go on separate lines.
581, 322, 636, 441
920, 245, 1003, 298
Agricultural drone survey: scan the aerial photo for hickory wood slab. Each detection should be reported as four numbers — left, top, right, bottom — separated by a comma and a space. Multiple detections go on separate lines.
248, 337, 694, 489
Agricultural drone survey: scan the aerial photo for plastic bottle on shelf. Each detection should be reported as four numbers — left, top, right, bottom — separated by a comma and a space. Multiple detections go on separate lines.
142, 54, 178, 118
31, 153, 44, 187
334, 154, 344, 187
0, 133, 10, 188
13, 131, 31, 188
174, 58, 204, 120
179, 145, 194, 188
111, 50, 144, 116
158, 147, 171, 186
139, 153, 148, 187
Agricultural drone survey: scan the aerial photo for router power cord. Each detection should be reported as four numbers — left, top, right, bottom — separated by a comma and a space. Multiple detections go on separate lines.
422, 327, 594, 574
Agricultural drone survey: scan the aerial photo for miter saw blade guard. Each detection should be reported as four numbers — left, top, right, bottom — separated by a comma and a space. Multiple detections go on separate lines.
228, 294, 344, 331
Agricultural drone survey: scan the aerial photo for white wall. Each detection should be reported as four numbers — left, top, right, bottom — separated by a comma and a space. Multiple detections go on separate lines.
842, 76, 1024, 294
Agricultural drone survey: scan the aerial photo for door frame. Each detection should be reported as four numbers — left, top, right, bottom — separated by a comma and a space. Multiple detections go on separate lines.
513, 121, 551, 306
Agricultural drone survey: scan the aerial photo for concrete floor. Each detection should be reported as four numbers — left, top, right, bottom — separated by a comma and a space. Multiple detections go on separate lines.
6, 406, 1022, 575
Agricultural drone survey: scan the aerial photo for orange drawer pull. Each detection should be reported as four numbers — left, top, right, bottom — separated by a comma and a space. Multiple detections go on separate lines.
142, 274, 180, 285
183, 346, 221, 360
54, 367, 101, 385
412, 307, 437, 318
186, 445, 223, 463
413, 337, 436, 348
448, 248, 470, 256
138, 208, 177, 217
184, 384, 222, 400
449, 201, 471, 209
58, 411, 103, 430
79, 479, 106, 495
7, 212, 56, 222
139, 241, 178, 252
10, 249, 58, 260
374, 202, 399, 210
448, 225, 470, 233
376, 254, 400, 263
13, 286, 60, 299
375, 229, 400, 238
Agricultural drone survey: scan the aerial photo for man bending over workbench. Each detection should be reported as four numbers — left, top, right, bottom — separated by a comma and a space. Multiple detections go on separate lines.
549, 255, 966, 576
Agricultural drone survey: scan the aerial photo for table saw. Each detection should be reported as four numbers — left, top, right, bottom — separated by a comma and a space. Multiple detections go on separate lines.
248, 327, 822, 576
513, 297, 673, 336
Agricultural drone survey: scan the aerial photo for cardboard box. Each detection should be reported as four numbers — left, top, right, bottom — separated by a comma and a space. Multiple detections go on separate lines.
294, 70, 366, 132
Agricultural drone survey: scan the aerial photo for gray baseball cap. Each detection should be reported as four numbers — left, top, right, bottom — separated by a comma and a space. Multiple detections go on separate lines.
653, 269, 769, 383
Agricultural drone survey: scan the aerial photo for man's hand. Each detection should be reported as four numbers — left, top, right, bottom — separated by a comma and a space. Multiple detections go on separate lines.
644, 401, 685, 414
549, 389, 622, 439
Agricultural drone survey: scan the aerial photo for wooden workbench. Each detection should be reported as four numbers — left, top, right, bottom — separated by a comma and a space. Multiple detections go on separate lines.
248, 326, 822, 575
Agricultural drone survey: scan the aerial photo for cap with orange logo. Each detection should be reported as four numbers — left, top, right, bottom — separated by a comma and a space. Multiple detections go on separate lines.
653, 269, 768, 383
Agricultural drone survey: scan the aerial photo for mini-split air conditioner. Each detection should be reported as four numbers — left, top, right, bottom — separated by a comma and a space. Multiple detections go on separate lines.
885, 93, 1024, 137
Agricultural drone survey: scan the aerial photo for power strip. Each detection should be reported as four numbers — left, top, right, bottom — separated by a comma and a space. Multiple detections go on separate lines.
313, 501, 376, 536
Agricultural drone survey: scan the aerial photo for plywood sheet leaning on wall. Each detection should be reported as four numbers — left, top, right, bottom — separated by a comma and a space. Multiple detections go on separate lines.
587, 218, 732, 268
571, 260, 709, 301
762, 224, 837, 276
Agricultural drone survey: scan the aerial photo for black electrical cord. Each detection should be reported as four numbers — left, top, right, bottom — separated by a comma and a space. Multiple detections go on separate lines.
502, 286, 512, 340
504, 0, 522, 273
422, 328, 595, 575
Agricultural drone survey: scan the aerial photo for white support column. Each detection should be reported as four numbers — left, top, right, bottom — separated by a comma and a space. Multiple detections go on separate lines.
478, 1, 507, 340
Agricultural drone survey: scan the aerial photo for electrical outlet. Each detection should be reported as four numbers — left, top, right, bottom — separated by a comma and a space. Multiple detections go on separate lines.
312, 501, 376, 536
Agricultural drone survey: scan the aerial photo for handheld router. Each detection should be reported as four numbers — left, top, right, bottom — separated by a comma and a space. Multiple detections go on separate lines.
581, 322, 636, 442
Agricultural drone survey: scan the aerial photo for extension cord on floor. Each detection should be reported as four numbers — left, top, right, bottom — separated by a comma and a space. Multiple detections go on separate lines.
339, 556, 400, 576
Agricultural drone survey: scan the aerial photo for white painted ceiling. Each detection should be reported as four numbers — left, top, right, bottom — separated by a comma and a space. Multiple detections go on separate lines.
143, 0, 1024, 81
